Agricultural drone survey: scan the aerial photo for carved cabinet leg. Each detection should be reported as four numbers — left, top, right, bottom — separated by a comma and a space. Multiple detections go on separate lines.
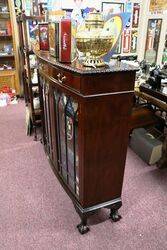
109, 209, 122, 222
108, 200, 122, 222
33, 126, 37, 141
73, 203, 90, 234
77, 217, 89, 235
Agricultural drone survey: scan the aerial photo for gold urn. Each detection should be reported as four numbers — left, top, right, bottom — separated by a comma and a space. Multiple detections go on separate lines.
76, 11, 114, 67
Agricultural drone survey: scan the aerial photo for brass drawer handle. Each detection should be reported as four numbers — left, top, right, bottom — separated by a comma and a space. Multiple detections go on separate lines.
57, 73, 61, 81
61, 76, 66, 82
57, 73, 66, 83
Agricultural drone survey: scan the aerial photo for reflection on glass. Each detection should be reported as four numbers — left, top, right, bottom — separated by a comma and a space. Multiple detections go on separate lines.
145, 19, 162, 64
58, 94, 67, 181
54, 91, 79, 196
162, 32, 167, 64
42, 80, 51, 154
66, 98, 78, 191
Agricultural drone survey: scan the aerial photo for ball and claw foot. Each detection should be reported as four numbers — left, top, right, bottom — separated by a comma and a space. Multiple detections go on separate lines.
77, 223, 90, 234
110, 210, 122, 222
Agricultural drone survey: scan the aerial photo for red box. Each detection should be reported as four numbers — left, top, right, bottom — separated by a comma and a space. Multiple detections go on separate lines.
39, 23, 49, 51
59, 19, 72, 63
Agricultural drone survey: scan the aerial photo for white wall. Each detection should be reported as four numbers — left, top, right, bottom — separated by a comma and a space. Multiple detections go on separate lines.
61, 0, 100, 10
61, 0, 142, 10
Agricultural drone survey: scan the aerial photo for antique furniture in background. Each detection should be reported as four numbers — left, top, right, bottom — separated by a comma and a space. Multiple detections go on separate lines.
35, 51, 137, 234
0, 0, 20, 94
135, 82, 167, 168
16, 9, 45, 139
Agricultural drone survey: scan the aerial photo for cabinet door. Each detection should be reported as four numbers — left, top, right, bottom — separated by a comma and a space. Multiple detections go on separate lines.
40, 76, 80, 197
48, 84, 58, 167
54, 90, 80, 197
41, 77, 52, 156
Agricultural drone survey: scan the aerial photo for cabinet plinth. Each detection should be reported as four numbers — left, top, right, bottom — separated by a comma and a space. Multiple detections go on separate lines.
36, 51, 137, 234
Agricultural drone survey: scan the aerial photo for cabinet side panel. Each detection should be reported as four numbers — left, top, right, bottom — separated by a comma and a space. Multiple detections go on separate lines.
82, 93, 133, 207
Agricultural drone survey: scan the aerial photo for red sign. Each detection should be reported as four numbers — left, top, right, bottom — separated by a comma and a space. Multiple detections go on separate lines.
59, 19, 71, 63
123, 29, 131, 53
132, 3, 140, 28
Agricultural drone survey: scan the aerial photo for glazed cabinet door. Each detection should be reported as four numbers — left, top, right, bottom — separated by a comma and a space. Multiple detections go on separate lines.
53, 89, 80, 197
40, 75, 80, 198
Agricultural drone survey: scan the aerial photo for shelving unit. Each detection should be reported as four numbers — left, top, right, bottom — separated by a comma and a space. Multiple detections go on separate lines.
16, 2, 45, 139
0, 0, 20, 94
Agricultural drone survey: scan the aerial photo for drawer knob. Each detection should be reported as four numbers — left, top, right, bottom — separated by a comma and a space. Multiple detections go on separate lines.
57, 73, 66, 83
61, 76, 66, 82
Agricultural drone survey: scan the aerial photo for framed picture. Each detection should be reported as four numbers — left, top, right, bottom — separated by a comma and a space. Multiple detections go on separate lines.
122, 29, 131, 53
131, 29, 138, 53
101, 2, 124, 15
144, 19, 162, 64
39, 23, 49, 51
132, 3, 140, 28
149, 0, 167, 13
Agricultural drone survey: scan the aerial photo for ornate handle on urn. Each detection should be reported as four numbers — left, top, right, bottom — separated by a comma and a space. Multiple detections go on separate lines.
57, 73, 66, 84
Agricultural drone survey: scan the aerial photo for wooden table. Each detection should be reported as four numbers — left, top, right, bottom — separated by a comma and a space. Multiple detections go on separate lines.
135, 83, 167, 168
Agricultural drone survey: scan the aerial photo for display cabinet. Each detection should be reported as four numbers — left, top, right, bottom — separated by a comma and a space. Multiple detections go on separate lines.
17, 8, 45, 139
0, 0, 20, 94
35, 51, 137, 234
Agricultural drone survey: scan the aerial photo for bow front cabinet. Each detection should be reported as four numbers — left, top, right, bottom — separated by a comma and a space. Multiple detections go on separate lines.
36, 51, 137, 234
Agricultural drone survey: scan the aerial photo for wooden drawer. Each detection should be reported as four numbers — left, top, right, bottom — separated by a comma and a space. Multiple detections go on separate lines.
81, 71, 136, 95
39, 60, 81, 93
0, 71, 16, 90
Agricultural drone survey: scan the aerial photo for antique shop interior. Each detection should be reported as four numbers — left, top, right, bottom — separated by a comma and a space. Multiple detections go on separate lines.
0, 0, 167, 248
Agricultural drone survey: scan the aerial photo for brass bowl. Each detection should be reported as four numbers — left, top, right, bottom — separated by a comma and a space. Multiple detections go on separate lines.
75, 11, 114, 67
76, 37, 114, 67
76, 37, 114, 56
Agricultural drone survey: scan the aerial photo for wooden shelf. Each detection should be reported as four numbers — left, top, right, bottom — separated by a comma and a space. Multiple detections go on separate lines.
0, 69, 15, 75
25, 77, 38, 86
24, 65, 37, 71
0, 0, 21, 95
30, 83, 39, 87
22, 14, 45, 21
0, 35, 12, 40
34, 108, 42, 116
0, 12, 10, 14
0, 54, 14, 58
0, 12, 10, 19
24, 49, 34, 55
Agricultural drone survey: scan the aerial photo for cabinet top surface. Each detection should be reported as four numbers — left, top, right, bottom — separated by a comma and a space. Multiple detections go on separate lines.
35, 51, 138, 75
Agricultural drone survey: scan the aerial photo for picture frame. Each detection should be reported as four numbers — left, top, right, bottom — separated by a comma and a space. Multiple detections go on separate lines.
144, 19, 162, 64
122, 29, 131, 53
131, 29, 138, 53
149, 0, 167, 13
132, 3, 140, 28
39, 23, 49, 51
101, 2, 124, 15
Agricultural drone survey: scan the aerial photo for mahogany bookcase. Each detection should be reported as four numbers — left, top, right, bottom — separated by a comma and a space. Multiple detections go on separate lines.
36, 51, 137, 234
